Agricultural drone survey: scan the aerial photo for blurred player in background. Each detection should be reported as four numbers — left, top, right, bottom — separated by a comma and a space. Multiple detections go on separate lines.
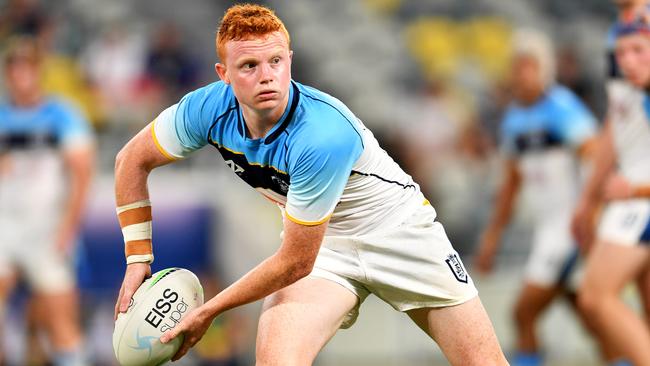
114, 4, 508, 365
474, 29, 598, 366
0, 37, 94, 365
573, 8, 650, 366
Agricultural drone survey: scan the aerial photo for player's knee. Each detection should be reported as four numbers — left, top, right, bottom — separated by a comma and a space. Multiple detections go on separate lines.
513, 300, 534, 326
576, 287, 601, 318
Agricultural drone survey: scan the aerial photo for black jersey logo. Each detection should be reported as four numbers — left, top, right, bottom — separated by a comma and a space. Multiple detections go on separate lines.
225, 160, 244, 175
213, 144, 291, 197
445, 253, 468, 283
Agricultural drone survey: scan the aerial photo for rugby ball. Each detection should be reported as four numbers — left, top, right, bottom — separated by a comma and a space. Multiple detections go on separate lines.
113, 268, 204, 366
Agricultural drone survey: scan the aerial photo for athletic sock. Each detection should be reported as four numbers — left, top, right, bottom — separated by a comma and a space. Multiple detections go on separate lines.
513, 352, 543, 366
52, 348, 86, 366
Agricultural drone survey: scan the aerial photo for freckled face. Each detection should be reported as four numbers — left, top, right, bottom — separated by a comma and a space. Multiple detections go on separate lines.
217, 31, 292, 115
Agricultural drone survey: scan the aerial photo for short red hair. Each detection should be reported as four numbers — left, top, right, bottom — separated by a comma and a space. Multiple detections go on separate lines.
216, 4, 290, 61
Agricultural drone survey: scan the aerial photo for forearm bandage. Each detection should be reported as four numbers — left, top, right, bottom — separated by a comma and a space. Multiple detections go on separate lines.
117, 200, 154, 264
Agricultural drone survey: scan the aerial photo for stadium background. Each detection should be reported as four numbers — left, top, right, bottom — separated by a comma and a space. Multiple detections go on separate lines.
0, 0, 634, 365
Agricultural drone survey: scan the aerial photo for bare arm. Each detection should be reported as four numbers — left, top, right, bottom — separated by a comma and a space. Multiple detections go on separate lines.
115, 122, 175, 205
161, 217, 327, 360
575, 122, 616, 209
475, 158, 522, 273
56, 143, 95, 253
114, 122, 177, 316
571, 121, 617, 249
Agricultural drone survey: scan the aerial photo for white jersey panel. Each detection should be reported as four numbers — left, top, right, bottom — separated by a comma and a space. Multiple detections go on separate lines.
326, 124, 426, 236
607, 81, 650, 184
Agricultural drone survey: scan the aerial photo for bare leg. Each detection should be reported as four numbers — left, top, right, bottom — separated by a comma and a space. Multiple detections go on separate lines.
25, 297, 51, 365
513, 282, 560, 353
407, 296, 509, 366
566, 290, 623, 362
256, 277, 358, 366
38, 289, 83, 352
0, 274, 15, 365
578, 241, 650, 366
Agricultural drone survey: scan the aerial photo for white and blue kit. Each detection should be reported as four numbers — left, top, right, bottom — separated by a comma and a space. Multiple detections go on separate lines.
500, 85, 597, 286
0, 97, 93, 292
595, 21, 650, 247
598, 81, 650, 246
154, 80, 478, 327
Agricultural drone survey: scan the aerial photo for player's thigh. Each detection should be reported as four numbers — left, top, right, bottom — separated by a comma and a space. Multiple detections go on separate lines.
581, 241, 649, 296
407, 296, 507, 366
256, 276, 358, 364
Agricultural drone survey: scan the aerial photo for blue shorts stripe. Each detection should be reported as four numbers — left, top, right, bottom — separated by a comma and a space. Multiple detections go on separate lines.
640, 216, 650, 243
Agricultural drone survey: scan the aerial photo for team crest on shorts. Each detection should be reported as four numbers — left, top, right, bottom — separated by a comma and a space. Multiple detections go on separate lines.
445, 253, 468, 283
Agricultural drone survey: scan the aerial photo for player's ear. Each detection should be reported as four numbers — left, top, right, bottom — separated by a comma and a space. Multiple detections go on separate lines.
215, 63, 229, 84
289, 50, 293, 62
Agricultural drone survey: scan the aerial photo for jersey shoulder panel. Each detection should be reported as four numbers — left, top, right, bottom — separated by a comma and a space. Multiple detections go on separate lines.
294, 83, 364, 141
545, 85, 597, 145
153, 81, 236, 158
45, 97, 94, 146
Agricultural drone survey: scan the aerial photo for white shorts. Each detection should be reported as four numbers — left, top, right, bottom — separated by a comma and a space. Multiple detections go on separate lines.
525, 213, 580, 288
0, 217, 75, 293
309, 203, 478, 329
597, 198, 650, 246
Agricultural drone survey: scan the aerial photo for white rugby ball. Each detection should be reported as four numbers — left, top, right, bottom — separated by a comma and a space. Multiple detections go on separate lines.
113, 268, 204, 366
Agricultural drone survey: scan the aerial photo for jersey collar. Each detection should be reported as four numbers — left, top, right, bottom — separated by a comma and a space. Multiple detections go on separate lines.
236, 81, 300, 145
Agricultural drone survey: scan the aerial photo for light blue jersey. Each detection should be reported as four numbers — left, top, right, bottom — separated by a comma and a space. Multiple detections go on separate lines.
154, 80, 424, 234
500, 85, 597, 218
501, 85, 597, 157
0, 96, 93, 225
0, 97, 91, 151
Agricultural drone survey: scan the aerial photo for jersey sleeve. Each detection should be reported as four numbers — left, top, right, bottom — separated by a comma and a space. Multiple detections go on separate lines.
152, 82, 230, 159
551, 89, 598, 147
284, 123, 364, 225
54, 100, 94, 149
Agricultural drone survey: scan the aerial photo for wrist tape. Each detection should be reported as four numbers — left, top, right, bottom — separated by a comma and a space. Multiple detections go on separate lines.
117, 199, 154, 264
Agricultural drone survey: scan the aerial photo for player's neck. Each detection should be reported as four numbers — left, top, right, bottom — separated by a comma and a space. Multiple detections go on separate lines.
241, 93, 290, 140
10, 90, 42, 108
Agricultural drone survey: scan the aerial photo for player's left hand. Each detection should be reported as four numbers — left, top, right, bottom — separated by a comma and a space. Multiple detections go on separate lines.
603, 174, 633, 201
160, 306, 213, 361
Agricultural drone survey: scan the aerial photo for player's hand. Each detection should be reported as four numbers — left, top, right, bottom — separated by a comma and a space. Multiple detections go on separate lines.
475, 249, 495, 274
114, 262, 151, 320
571, 202, 596, 253
475, 232, 498, 274
160, 306, 213, 361
603, 174, 633, 201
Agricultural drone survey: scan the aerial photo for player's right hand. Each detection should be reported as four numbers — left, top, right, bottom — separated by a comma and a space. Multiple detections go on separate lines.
475, 232, 498, 274
475, 248, 495, 274
571, 202, 596, 253
114, 262, 151, 320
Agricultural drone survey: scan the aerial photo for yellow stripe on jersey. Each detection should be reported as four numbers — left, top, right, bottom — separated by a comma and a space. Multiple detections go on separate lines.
285, 211, 331, 226
150, 121, 179, 161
